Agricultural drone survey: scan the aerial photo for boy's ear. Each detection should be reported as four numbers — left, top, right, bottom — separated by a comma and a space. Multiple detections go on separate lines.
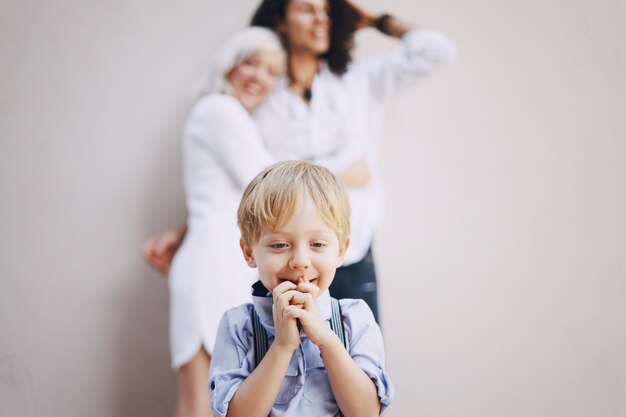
336, 238, 350, 267
240, 238, 257, 268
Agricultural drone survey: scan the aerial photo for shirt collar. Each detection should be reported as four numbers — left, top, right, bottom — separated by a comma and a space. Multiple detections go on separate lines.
272, 60, 330, 95
251, 280, 332, 336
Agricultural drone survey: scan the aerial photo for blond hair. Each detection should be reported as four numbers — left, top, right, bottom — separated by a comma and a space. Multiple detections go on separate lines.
237, 160, 351, 246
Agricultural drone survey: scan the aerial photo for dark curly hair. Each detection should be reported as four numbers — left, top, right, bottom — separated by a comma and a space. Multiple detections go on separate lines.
250, 0, 358, 76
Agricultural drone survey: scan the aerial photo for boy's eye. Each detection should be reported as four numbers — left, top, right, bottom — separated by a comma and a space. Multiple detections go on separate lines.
271, 243, 288, 249
311, 242, 326, 248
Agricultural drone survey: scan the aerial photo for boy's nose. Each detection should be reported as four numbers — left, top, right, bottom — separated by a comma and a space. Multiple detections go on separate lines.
289, 254, 311, 270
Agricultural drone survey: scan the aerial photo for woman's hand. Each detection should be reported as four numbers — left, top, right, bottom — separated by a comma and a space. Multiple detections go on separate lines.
141, 226, 187, 275
348, 1, 376, 30
347, 1, 416, 38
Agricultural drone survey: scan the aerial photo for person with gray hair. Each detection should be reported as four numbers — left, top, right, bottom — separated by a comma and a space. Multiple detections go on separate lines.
203, 27, 283, 98
158, 26, 284, 417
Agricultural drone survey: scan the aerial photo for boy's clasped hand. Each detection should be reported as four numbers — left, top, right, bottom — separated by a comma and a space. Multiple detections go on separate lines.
272, 279, 337, 350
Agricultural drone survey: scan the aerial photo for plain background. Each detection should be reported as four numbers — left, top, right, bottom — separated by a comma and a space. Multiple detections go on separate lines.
1, 0, 625, 416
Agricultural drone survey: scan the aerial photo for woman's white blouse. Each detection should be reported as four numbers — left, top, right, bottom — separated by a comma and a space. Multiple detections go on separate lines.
168, 94, 273, 368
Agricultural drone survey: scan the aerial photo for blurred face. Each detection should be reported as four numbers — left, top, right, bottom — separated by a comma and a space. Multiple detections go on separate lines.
226, 50, 284, 111
279, 0, 330, 55
241, 194, 348, 298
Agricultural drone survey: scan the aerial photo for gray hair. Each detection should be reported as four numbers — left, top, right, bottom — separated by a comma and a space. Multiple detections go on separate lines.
203, 27, 285, 95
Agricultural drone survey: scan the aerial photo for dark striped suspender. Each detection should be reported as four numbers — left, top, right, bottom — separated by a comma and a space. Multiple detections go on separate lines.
329, 297, 347, 349
252, 305, 269, 368
251, 297, 347, 366
251, 298, 346, 416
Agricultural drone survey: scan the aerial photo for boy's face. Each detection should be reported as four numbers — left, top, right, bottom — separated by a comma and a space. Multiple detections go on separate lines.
241, 193, 348, 298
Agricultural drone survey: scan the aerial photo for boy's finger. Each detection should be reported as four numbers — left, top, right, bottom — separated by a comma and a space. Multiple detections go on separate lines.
296, 281, 317, 292
290, 292, 314, 311
296, 282, 320, 299
272, 281, 297, 300
275, 289, 300, 309
283, 305, 306, 319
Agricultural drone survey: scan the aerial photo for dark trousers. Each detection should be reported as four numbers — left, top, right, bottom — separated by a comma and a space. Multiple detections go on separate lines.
329, 248, 379, 323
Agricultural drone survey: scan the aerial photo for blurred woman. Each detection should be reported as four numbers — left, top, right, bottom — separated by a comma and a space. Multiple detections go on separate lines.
251, 0, 456, 322
163, 27, 284, 417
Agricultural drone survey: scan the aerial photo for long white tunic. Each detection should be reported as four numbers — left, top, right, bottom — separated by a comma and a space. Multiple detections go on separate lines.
168, 94, 273, 368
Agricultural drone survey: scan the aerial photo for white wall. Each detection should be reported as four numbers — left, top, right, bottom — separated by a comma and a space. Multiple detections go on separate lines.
1, 0, 624, 416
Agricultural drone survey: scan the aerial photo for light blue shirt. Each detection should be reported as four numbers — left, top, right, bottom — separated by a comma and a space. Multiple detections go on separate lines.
209, 282, 394, 416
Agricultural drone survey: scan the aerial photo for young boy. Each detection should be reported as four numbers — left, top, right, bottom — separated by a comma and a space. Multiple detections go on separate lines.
209, 160, 393, 417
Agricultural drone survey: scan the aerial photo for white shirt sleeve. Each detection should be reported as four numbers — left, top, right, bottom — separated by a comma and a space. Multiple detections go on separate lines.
357, 28, 457, 101
185, 94, 275, 189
